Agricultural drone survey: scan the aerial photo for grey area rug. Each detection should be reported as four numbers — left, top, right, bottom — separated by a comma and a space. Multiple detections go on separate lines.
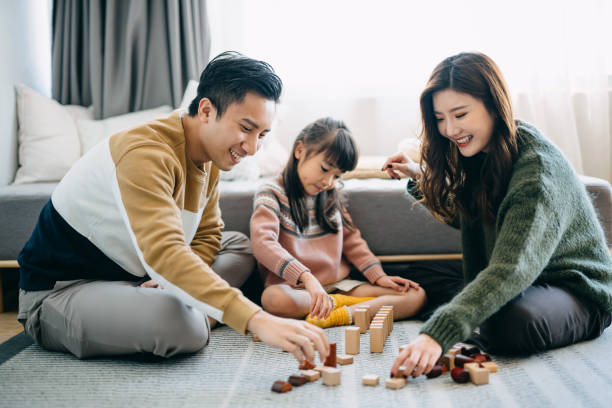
0, 321, 611, 408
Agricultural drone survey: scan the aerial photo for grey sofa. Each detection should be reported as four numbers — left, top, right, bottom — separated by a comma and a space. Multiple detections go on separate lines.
2, 176, 612, 262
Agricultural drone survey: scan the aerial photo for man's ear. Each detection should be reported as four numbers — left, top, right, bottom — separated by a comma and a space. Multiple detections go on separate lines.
197, 98, 216, 123
294, 141, 305, 160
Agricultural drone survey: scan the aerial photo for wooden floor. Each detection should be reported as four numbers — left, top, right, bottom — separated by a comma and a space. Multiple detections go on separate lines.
0, 312, 22, 343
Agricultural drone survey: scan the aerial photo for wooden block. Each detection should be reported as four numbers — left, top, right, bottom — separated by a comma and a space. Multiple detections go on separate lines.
380, 305, 394, 334
301, 369, 320, 382
321, 367, 341, 386
337, 354, 354, 365
369, 325, 385, 353
481, 362, 498, 373
252, 333, 260, 342
354, 308, 369, 333
299, 359, 316, 370
444, 352, 456, 370
324, 343, 337, 367
437, 354, 451, 371
467, 365, 489, 385
271, 380, 292, 393
447, 345, 462, 356
454, 354, 475, 368
385, 377, 407, 389
345, 326, 360, 355
362, 374, 379, 386
288, 374, 308, 386
314, 365, 326, 373
463, 362, 480, 371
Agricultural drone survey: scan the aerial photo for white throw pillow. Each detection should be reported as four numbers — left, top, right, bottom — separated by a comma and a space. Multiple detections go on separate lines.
76, 106, 173, 154
256, 137, 289, 178
13, 84, 93, 184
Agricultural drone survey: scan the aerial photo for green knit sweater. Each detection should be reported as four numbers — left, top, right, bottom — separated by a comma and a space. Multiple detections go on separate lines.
413, 121, 612, 353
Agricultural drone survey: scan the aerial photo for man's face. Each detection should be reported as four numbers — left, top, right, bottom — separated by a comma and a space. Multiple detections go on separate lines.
197, 92, 276, 171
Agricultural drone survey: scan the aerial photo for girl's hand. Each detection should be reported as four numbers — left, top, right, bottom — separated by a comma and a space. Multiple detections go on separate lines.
391, 334, 442, 378
375, 276, 419, 293
382, 152, 422, 180
300, 272, 333, 320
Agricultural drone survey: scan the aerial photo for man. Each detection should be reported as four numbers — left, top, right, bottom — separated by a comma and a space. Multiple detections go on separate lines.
17, 52, 329, 363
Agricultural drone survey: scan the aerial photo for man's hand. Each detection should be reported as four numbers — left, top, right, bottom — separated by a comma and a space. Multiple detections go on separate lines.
391, 334, 442, 378
381, 152, 422, 180
246, 310, 330, 364
300, 272, 333, 320
375, 275, 420, 292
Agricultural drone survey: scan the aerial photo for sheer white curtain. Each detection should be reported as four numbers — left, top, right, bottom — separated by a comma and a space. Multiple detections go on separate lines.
208, 0, 612, 180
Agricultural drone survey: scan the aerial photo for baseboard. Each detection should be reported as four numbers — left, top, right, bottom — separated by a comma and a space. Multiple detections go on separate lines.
0, 261, 19, 269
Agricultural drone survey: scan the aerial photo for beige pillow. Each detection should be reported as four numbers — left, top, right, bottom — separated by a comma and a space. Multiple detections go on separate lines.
76, 106, 173, 155
13, 84, 93, 184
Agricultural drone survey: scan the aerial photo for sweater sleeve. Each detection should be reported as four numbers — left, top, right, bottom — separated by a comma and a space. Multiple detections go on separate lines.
341, 209, 386, 284
419, 181, 564, 352
189, 167, 223, 266
113, 145, 260, 334
250, 187, 310, 285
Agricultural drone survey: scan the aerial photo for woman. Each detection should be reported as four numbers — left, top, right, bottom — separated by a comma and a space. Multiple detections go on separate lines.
384, 52, 612, 378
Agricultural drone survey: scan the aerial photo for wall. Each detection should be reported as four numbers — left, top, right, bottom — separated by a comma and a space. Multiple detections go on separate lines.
0, 0, 52, 186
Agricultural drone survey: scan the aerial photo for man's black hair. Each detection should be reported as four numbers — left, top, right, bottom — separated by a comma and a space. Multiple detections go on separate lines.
188, 51, 283, 117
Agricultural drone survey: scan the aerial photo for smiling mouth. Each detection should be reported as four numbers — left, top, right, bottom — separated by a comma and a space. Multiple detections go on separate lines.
230, 148, 243, 162
455, 135, 473, 146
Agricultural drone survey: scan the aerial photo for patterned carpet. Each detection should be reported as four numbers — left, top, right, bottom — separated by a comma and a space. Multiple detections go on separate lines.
1, 321, 611, 408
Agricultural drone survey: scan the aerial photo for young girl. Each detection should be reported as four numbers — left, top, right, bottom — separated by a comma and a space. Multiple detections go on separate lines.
386, 52, 612, 378
250, 117, 426, 328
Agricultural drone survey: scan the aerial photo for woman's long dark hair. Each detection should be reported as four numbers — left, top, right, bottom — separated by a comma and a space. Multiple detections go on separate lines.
282, 117, 358, 234
419, 52, 519, 224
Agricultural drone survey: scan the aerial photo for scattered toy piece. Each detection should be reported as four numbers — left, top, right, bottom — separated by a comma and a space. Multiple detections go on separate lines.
271, 380, 293, 393
385, 377, 407, 389
288, 374, 308, 387
299, 359, 316, 370
362, 374, 380, 386
451, 367, 471, 384
301, 370, 321, 382
324, 343, 337, 367
321, 367, 341, 386
454, 354, 475, 368
481, 361, 498, 373
426, 365, 443, 379
337, 354, 354, 365
345, 326, 360, 355
466, 365, 489, 385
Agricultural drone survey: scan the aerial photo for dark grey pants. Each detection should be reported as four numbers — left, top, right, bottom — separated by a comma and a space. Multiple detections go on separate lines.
18, 231, 255, 359
470, 284, 612, 355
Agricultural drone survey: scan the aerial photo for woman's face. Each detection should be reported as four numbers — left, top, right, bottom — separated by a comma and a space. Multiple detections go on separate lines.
432, 89, 495, 157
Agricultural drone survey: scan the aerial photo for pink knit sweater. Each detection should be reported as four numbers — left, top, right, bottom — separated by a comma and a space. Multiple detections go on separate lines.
250, 178, 387, 288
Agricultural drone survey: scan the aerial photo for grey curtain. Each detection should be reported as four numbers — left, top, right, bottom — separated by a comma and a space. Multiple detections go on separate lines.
52, 0, 210, 119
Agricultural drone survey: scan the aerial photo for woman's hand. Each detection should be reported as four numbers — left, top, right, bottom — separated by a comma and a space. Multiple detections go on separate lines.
382, 152, 422, 180
375, 275, 420, 293
391, 334, 442, 378
246, 310, 330, 365
300, 272, 333, 320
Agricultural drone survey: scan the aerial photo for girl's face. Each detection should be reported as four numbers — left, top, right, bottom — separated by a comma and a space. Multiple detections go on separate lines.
294, 143, 343, 196
433, 89, 495, 157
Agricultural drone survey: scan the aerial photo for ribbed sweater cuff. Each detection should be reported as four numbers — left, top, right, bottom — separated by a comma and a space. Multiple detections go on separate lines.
280, 259, 310, 286
361, 262, 386, 284
419, 312, 465, 354
222, 294, 262, 335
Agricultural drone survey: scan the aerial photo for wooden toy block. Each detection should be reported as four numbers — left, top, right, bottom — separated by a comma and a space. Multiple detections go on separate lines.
345, 326, 360, 355
301, 370, 321, 382
437, 354, 451, 371
321, 367, 341, 386
481, 362, 498, 373
362, 374, 379, 386
324, 343, 337, 367
271, 380, 292, 393
288, 374, 308, 386
314, 365, 326, 373
337, 354, 354, 365
385, 377, 407, 389
426, 365, 443, 379
299, 359, 316, 370
473, 353, 491, 363
252, 333, 261, 342
463, 362, 480, 371
450, 367, 470, 383
454, 354, 475, 368
371, 317, 387, 337
369, 325, 385, 353
380, 305, 394, 333
467, 365, 489, 385
443, 352, 456, 370
354, 308, 369, 333
447, 345, 462, 356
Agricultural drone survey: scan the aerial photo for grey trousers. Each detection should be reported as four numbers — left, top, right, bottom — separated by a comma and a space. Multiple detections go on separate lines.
469, 284, 612, 355
18, 231, 255, 359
